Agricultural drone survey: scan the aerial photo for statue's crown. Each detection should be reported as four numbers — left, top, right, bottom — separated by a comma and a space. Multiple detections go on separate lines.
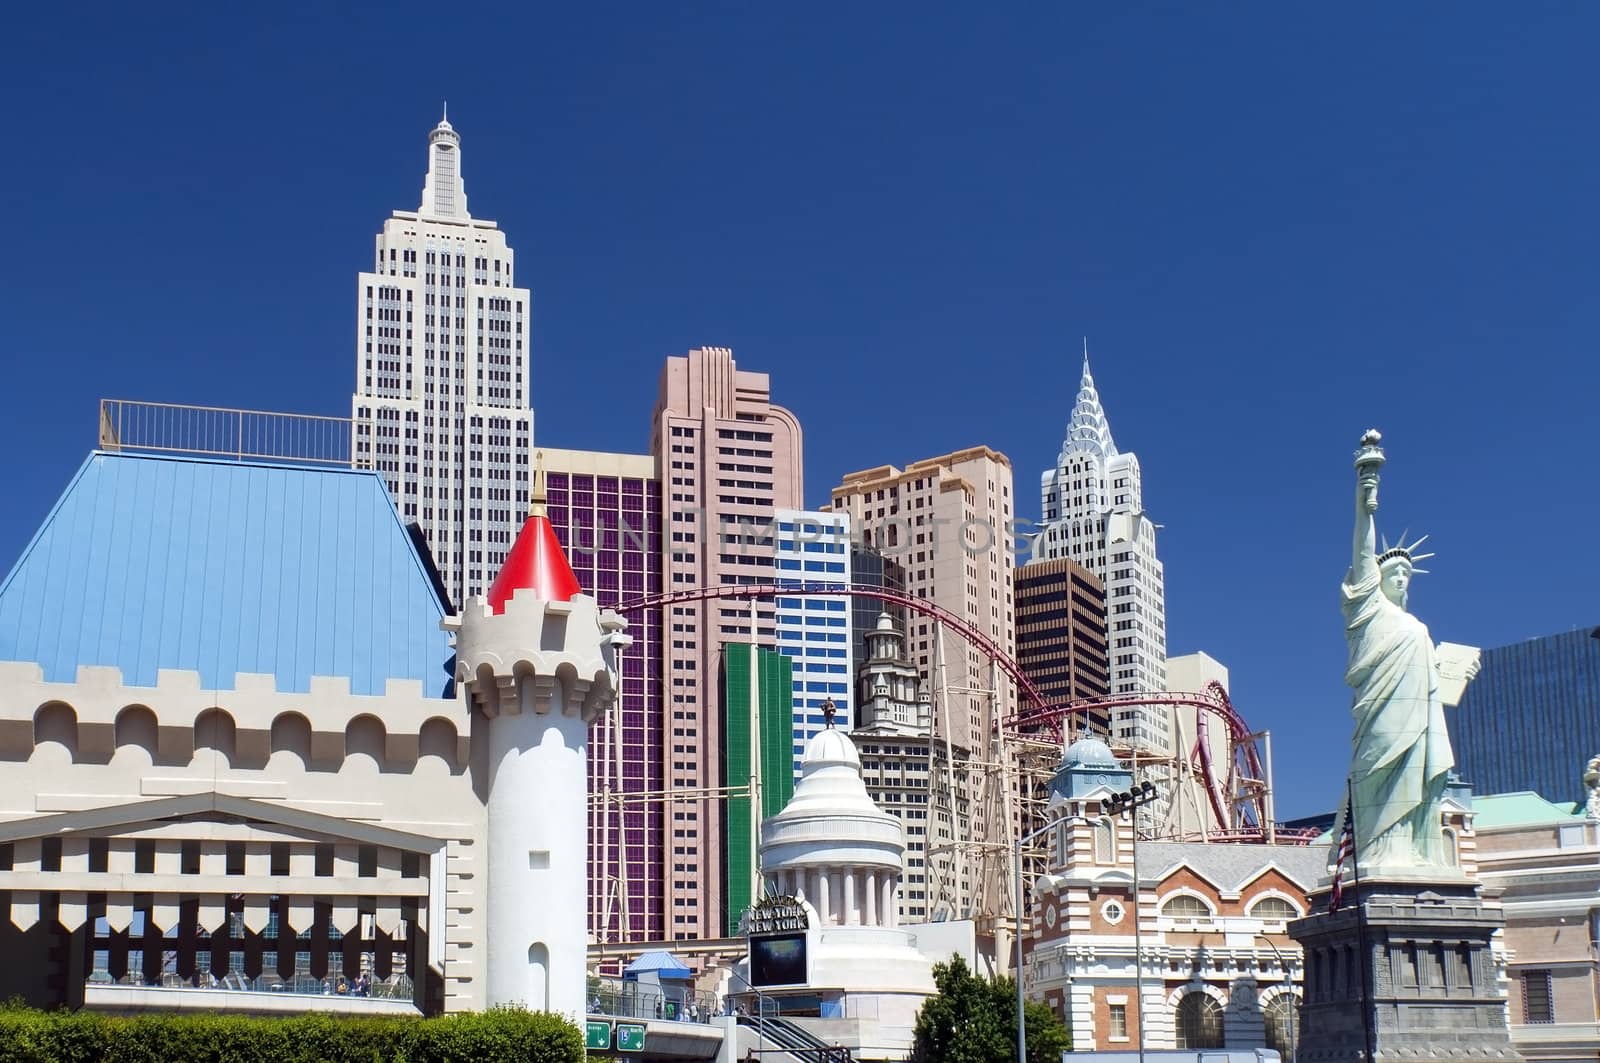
1378, 531, 1434, 574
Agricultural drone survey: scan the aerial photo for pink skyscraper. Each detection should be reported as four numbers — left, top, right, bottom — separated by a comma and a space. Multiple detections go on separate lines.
650, 347, 803, 941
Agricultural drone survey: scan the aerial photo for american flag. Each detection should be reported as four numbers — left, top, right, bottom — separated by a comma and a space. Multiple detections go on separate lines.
1329, 810, 1355, 913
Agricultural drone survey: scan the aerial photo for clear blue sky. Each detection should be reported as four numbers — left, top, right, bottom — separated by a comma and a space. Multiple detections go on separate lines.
1, 4, 1595, 817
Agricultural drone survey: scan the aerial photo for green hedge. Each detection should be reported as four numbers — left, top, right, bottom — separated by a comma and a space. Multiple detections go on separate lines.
0, 1003, 584, 1063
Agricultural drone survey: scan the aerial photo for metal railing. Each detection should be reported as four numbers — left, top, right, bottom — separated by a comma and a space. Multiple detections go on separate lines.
99, 399, 359, 468
587, 975, 720, 1024
739, 1015, 855, 1062
87, 969, 414, 999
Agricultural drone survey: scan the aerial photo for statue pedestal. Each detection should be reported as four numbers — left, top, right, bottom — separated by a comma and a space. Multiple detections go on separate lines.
1288, 877, 1521, 1063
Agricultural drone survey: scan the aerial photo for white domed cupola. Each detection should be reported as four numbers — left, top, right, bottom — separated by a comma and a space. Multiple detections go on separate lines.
732, 727, 936, 1057
760, 729, 905, 927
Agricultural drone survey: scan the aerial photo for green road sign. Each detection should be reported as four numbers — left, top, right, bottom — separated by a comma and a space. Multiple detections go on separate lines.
585, 1021, 612, 1050
616, 1023, 647, 1052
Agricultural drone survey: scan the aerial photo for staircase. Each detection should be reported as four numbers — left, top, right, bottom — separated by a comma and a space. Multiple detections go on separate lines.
736, 1014, 855, 1062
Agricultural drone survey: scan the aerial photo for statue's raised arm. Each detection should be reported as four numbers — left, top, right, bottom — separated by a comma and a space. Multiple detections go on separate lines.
1352, 429, 1384, 584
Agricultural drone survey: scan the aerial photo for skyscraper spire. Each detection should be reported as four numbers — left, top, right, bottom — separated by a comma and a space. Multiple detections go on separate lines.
419, 110, 470, 220
1064, 342, 1117, 460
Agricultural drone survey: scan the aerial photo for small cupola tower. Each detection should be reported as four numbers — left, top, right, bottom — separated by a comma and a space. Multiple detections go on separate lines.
445, 454, 631, 1015
1042, 737, 1136, 876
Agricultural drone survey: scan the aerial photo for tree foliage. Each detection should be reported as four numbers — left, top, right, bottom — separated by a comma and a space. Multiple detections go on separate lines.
909, 957, 1072, 1063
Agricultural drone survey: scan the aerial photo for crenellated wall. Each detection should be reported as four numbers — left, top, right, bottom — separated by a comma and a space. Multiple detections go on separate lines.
0, 659, 486, 1013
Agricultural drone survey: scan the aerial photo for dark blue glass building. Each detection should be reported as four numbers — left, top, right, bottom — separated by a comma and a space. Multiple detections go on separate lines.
1445, 626, 1600, 805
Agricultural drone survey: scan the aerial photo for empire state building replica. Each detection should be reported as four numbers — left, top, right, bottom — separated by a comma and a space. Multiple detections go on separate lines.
352, 110, 533, 607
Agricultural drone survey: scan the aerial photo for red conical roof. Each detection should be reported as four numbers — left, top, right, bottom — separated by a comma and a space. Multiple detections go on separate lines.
485, 454, 581, 612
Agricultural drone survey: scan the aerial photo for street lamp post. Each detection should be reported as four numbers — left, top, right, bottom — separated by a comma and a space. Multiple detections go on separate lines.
1102, 780, 1159, 1063
726, 967, 769, 1057
1257, 933, 1298, 1063
1014, 815, 1081, 1063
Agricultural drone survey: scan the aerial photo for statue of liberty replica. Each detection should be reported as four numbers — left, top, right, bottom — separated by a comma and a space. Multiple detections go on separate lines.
1288, 430, 1521, 1063
1342, 428, 1463, 873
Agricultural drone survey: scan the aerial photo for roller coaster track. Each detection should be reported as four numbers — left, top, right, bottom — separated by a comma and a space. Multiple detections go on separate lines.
616, 579, 1057, 717
612, 580, 1305, 841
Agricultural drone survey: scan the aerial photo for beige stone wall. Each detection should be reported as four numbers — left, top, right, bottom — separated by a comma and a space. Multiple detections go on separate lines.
0, 661, 484, 1011
1476, 812, 1600, 1057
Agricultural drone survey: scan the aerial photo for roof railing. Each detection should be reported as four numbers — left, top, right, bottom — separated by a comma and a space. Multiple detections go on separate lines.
98, 399, 366, 468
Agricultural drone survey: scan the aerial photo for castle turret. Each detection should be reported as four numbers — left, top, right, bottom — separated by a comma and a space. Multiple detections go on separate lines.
445, 457, 630, 1016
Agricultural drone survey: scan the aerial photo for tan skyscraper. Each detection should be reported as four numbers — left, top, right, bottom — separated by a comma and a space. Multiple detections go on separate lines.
829, 447, 1016, 751
650, 347, 803, 940
829, 447, 1017, 924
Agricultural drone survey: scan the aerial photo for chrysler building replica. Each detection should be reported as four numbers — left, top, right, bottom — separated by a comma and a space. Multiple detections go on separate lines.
353, 110, 532, 607
447, 459, 630, 1014
1032, 349, 1168, 750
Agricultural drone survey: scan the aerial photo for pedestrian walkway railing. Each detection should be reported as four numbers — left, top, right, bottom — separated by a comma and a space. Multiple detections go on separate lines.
586, 974, 719, 1024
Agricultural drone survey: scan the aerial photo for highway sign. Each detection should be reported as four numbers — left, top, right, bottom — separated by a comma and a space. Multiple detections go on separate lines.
617, 1023, 647, 1052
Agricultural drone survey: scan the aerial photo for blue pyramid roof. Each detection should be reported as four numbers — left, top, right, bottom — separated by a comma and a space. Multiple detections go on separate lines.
0, 451, 453, 697
624, 949, 692, 979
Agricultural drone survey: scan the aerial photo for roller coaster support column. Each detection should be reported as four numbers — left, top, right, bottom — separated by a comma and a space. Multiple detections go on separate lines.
1261, 730, 1276, 844
935, 618, 962, 912
749, 599, 765, 906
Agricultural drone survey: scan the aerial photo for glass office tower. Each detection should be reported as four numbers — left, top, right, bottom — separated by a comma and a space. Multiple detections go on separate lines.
1446, 626, 1600, 805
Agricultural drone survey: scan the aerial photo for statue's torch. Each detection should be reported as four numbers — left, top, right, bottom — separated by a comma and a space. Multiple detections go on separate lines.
1356, 429, 1385, 512
1355, 428, 1386, 472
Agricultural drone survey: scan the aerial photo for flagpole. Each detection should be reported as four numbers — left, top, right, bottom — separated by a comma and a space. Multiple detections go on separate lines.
1346, 781, 1377, 1063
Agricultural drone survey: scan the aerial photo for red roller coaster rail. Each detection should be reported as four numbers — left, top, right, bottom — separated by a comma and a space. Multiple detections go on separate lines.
613, 581, 1312, 842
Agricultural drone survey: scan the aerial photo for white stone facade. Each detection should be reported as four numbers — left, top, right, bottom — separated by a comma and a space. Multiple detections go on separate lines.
352, 114, 533, 608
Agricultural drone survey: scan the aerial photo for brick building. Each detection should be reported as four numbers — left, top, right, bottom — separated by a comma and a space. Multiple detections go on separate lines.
1025, 737, 1325, 1055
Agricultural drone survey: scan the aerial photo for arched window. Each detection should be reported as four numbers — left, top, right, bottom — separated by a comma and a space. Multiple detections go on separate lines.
1175, 992, 1224, 1049
1441, 827, 1459, 867
113, 706, 159, 764
193, 708, 237, 766
1249, 896, 1299, 921
270, 713, 313, 769
1094, 818, 1116, 864
1263, 993, 1299, 1057
344, 715, 387, 771
33, 703, 79, 762
1161, 894, 1212, 919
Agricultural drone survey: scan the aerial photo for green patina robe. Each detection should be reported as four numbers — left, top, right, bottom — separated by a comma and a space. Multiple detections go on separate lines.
1341, 565, 1455, 869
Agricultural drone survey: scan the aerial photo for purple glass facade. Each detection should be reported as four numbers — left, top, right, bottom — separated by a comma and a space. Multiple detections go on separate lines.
546, 471, 664, 948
